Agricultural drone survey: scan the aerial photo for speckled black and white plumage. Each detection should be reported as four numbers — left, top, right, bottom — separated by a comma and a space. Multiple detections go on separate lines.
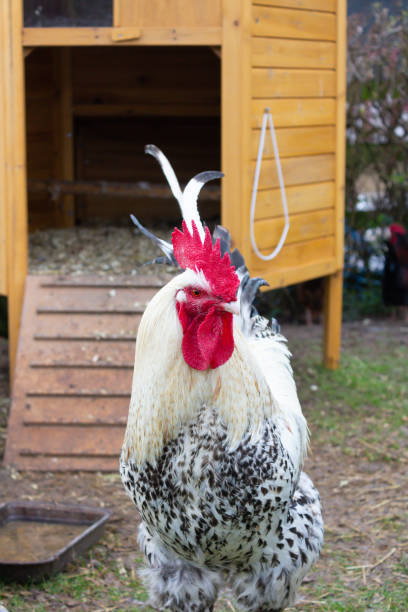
120, 404, 322, 611
121, 148, 323, 611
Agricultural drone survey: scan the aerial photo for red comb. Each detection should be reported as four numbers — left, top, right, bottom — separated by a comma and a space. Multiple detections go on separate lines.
172, 221, 240, 302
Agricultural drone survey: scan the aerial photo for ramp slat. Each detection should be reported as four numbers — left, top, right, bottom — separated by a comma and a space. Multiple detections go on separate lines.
36, 286, 156, 311
24, 396, 129, 425
25, 367, 132, 394
35, 313, 141, 338
40, 275, 164, 287
4, 274, 162, 471
26, 339, 134, 365
18, 425, 124, 456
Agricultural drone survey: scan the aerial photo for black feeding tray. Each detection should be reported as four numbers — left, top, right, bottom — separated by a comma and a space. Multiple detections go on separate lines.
0, 501, 110, 582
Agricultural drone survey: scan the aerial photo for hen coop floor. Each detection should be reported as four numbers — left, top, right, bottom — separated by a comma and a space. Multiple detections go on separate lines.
28, 225, 176, 277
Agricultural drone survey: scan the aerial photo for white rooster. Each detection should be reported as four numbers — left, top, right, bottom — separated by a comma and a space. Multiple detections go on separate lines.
120, 146, 323, 611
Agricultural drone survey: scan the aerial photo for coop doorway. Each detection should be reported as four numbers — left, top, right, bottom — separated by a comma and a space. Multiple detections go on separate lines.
26, 45, 221, 261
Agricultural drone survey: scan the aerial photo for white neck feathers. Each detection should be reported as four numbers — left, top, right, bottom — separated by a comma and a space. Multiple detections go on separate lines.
122, 274, 307, 468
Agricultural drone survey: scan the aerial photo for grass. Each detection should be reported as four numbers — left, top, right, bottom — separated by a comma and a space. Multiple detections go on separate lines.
305, 580, 408, 611
296, 344, 408, 453
1, 552, 148, 612
1, 325, 407, 611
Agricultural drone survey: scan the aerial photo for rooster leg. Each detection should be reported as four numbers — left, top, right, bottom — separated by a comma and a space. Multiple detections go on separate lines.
229, 567, 287, 612
138, 523, 221, 612
230, 473, 323, 612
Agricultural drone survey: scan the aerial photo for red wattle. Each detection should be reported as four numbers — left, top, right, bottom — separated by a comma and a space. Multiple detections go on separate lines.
176, 301, 189, 333
178, 305, 234, 370
198, 308, 234, 369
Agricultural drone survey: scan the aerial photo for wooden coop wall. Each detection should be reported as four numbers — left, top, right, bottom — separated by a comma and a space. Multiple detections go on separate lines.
251, 0, 336, 279
26, 46, 221, 229
2, 0, 345, 382
114, 0, 222, 28
222, 0, 345, 291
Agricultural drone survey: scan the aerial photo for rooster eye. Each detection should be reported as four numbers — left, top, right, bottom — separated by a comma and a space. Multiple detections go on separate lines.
191, 289, 201, 297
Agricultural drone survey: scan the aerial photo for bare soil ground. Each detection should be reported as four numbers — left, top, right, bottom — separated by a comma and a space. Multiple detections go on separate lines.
0, 321, 407, 611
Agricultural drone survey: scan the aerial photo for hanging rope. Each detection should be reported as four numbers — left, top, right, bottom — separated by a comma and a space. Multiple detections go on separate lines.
250, 108, 289, 261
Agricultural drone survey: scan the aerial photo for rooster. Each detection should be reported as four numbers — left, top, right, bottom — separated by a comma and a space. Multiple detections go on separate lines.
382, 223, 408, 321
120, 146, 323, 611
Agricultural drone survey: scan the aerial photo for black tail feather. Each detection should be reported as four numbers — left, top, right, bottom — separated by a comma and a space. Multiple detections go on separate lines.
212, 225, 231, 257
130, 214, 178, 266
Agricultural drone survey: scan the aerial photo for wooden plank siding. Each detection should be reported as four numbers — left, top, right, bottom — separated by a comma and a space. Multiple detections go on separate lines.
253, 154, 335, 190
253, 208, 334, 250
252, 68, 335, 97
252, 37, 336, 69
243, 0, 339, 290
250, 125, 336, 159
114, 0, 222, 27
251, 98, 335, 127
252, 1, 336, 11
253, 181, 335, 220
249, 236, 336, 277
252, 6, 336, 40
250, 249, 337, 288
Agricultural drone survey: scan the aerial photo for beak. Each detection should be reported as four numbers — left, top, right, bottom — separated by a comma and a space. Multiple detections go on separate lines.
222, 300, 240, 315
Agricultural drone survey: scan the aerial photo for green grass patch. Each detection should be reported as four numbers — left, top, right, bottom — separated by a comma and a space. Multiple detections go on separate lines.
294, 344, 408, 453
301, 578, 408, 611
0, 548, 149, 612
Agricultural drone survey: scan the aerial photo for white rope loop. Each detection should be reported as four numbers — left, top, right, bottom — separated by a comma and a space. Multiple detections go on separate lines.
250, 108, 289, 261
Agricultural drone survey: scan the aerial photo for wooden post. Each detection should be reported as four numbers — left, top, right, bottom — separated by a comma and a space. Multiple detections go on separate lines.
323, 270, 343, 370
221, 0, 251, 258
323, 0, 346, 370
53, 48, 75, 227
0, 0, 28, 382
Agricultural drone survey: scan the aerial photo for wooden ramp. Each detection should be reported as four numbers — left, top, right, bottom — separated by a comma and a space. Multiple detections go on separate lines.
4, 275, 164, 471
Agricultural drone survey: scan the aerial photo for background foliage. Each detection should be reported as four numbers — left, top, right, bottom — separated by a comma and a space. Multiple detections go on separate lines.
347, 1, 408, 225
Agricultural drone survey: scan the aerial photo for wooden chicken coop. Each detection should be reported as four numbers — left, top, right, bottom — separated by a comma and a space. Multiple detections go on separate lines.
1, 0, 346, 470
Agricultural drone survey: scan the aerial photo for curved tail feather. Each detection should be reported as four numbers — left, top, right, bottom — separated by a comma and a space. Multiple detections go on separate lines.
133, 145, 280, 341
